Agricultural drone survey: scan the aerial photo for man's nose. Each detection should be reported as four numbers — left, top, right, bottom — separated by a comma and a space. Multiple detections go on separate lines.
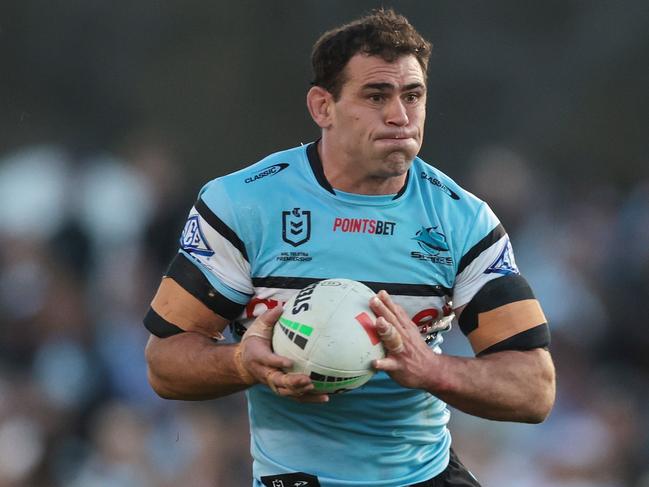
385, 98, 409, 126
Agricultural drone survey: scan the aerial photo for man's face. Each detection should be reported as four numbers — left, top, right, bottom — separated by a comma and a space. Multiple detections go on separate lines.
328, 53, 427, 179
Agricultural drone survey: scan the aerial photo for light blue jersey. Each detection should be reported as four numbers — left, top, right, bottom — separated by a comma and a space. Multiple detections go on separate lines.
178, 142, 516, 486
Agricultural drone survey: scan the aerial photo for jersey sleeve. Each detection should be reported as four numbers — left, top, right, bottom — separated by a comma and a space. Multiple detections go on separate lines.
174, 179, 254, 315
452, 203, 549, 355
452, 202, 518, 308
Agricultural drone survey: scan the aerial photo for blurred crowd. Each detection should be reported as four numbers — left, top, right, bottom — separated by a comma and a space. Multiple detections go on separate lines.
0, 141, 252, 486
0, 140, 647, 486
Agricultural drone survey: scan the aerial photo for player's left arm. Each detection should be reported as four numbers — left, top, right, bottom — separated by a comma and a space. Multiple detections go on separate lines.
371, 277, 556, 423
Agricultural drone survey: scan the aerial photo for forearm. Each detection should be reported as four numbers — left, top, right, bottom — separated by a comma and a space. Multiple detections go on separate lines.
145, 333, 250, 400
426, 348, 555, 423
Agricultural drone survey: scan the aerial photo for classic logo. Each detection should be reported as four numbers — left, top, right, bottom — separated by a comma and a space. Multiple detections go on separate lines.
179, 215, 214, 256
282, 208, 311, 247
244, 163, 289, 183
421, 171, 460, 200
485, 237, 519, 275
411, 226, 453, 265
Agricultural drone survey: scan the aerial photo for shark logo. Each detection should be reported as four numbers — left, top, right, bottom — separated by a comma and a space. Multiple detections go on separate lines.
413, 226, 449, 255
411, 226, 453, 265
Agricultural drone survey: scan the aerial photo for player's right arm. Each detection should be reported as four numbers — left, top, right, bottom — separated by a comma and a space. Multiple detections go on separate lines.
144, 275, 316, 400
144, 178, 326, 402
145, 275, 249, 400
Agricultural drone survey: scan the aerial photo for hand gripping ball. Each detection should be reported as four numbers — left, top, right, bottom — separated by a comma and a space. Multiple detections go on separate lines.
272, 279, 386, 393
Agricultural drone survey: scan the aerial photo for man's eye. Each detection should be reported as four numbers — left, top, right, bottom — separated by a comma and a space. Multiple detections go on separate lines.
405, 93, 420, 103
369, 94, 384, 102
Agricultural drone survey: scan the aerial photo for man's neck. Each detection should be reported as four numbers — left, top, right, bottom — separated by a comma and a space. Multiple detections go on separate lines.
317, 140, 408, 196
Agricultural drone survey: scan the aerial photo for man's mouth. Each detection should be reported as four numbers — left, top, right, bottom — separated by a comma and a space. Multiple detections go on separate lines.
376, 135, 414, 142
376, 132, 415, 141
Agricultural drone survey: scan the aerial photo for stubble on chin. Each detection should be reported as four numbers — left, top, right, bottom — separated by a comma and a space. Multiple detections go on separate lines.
378, 150, 415, 177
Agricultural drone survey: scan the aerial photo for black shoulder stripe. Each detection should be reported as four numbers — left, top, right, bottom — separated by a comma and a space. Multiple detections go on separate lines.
459, 274, 535, 336
456, 223, 506, 275
252, 276, 451, 297
143, 308, 184, 338
167, 253, 246, 320
478, 323, 550, 355
194, 197, 249, 262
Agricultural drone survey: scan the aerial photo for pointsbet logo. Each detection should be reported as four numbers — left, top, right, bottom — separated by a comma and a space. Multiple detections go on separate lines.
332, 217, 396, 235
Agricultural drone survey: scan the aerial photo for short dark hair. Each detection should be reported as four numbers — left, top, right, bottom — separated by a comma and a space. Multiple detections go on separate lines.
311, 9, 432, 100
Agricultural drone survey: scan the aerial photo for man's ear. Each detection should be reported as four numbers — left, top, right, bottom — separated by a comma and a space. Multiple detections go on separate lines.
306, 86, 334, 129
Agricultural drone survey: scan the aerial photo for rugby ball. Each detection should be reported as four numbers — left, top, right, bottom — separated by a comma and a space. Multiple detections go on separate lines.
272, 278, 385, 393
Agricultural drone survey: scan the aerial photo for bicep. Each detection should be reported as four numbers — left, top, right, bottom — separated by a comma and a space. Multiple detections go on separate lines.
455, 274, 550, 356
148, 277, 230, 339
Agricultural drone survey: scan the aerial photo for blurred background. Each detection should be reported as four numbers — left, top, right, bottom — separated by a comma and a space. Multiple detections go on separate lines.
0, 1, 648, 485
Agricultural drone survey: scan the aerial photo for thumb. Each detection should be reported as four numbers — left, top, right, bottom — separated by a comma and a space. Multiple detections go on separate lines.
373, 356, 399, 371
260, 304, 284, 326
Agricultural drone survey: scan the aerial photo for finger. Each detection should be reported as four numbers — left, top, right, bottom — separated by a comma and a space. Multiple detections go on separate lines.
241, 347, 292, 375
265, 370, 281, 394
377, 290, 411, 327
243, 305, 286, 343
294, 393, 330, 404
376, 317, 404, 354
278, 374, 314, 397
373, 356, 400, 371
262, 352, 293, 370
370, 295, 400, 327
276, 387, 323, 401
264, 370, 313, 398
283, 372, 313, 390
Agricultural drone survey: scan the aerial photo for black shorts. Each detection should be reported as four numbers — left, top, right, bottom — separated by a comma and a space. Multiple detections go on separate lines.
260, 448, 480, 487
411, 449, 481, 487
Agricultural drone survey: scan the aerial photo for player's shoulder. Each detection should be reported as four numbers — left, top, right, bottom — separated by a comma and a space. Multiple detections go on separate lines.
199, 144, 308, 207
412, 156, 501, 258
412, 156, 486, 215
225, 144, 308, 185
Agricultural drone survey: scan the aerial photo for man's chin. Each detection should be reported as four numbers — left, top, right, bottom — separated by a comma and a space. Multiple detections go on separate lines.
384, 149, 416, 168
376, 153, 414, 178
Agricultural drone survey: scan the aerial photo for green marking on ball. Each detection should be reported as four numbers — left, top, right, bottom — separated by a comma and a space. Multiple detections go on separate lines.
279, 317, 313, 336
311, 376, 367, 392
